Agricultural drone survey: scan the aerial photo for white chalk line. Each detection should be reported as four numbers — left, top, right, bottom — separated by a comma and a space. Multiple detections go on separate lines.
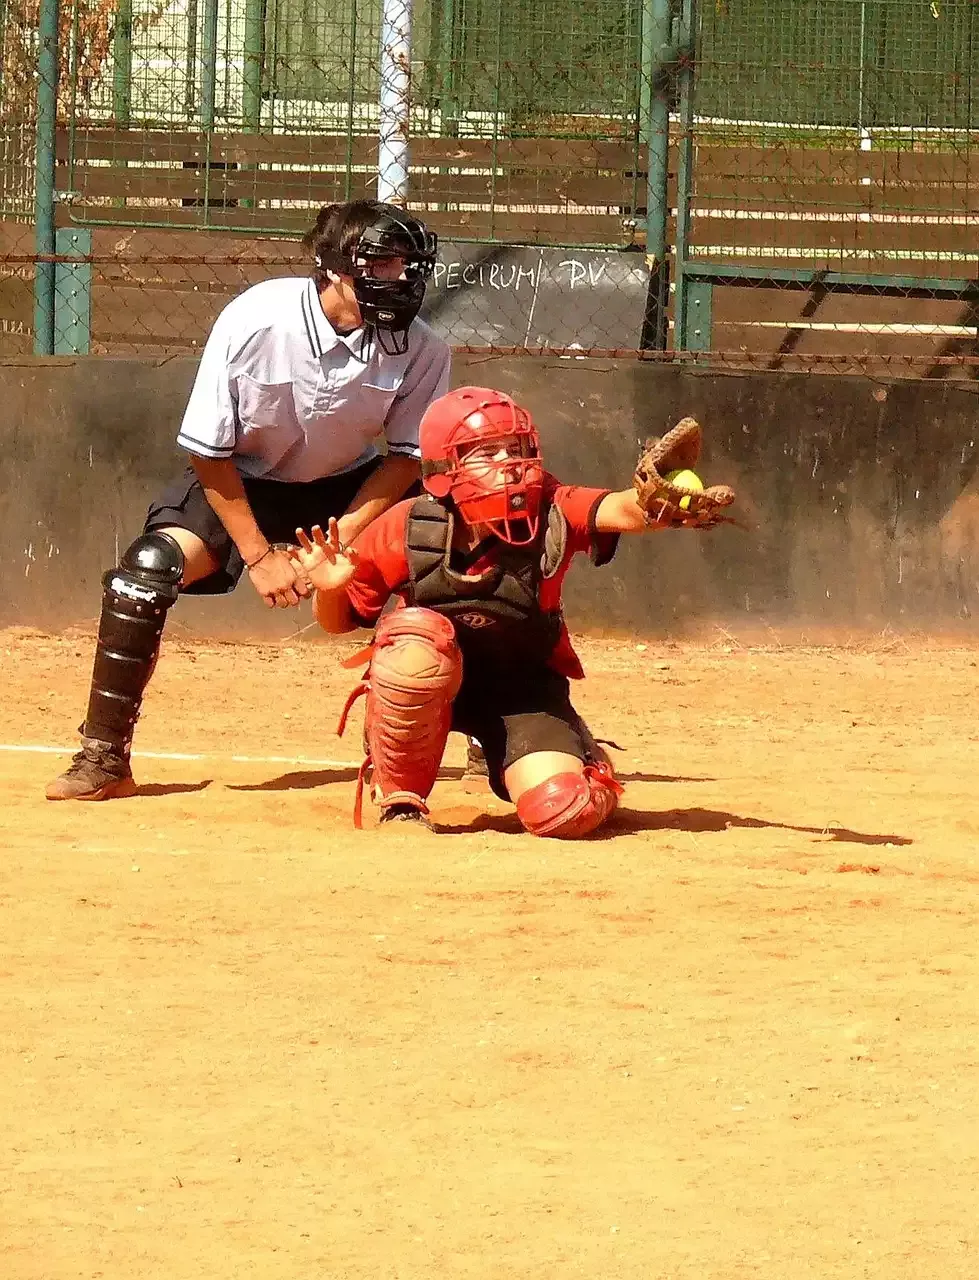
0, 743, 362, 768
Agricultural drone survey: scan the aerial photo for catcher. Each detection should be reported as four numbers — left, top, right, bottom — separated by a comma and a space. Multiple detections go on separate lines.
292, 387, 736, 837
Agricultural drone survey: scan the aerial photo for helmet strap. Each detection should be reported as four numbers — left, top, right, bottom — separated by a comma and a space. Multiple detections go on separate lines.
371, 324, 411, 356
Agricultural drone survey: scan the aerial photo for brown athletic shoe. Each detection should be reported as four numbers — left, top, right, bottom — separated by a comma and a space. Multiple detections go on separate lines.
45, 738, 137, 801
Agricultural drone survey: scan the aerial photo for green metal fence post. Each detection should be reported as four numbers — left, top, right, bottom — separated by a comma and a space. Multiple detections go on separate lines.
54, 226, 92, 355
437, 0, 458, 136
673, 0, 697, 351
113, 0, 133, 125
200, 0, 220, 218
201, 0, 219, 131
33, 0, 59, 356
343, 0, 359, 200
184, 0, 199, 120
638, 0, 673, 350
0, 0, 8, 102
241, 0, 265, 209
679, 277, 712, 353
110, 0, 134, 211
242, 0, 265, 130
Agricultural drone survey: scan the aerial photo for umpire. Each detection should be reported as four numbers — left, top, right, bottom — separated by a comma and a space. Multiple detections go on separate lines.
46, 200, 450, 801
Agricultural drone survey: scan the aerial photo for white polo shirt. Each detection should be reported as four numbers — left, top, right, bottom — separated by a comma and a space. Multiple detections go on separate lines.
176, 276, 451, 483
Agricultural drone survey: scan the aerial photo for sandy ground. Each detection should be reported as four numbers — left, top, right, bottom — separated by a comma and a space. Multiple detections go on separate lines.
2, 625, 978, 1279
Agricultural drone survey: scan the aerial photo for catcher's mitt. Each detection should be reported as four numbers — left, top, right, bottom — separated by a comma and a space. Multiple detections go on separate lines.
633, 416, 737, 529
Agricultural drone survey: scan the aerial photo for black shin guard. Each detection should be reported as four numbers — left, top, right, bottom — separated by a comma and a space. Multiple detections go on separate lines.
82, 532, 183, 751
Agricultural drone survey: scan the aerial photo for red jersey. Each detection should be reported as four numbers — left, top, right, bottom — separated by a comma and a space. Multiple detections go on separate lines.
345, 474, 617, 678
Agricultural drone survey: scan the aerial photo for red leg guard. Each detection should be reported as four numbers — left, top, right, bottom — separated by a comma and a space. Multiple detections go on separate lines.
515, 761, 623, 839
361, 607, 462, 822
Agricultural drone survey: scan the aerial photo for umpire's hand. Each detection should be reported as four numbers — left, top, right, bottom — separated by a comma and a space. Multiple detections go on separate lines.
247, 547, 311, 608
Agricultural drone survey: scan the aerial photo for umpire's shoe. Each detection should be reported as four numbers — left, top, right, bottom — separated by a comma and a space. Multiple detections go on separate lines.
45, 738, 137, 801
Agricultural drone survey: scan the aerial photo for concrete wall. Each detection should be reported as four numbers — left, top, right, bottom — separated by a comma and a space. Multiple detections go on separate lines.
3, 354, 979, 639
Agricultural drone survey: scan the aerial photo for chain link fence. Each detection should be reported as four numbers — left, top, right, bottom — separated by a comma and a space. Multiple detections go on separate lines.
677, 0, 979, 375
2, 0, 978, 373
0, 1, 41, 353
53, 0, 644, 243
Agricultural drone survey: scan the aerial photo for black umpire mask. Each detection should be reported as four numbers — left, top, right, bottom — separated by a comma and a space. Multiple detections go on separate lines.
351, 269, 430, 355
317, 207, 437, 357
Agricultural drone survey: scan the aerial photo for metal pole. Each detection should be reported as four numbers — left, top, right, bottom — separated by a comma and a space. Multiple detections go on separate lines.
200, 0, 219, 217
437, 0, 457, 136
109, 0, 133, 211
185, 0, 199, 120
242, 0, 264, 130
489, 0, 503, 239
54, 225, 92, 355
201, 0, 219, 131
33, 0, 58, 356
112, 0, 133, 125
378, 0, 412, 203
240, 0, 265, 209
344, 0, 359, 200
0, 0, 8, 103
857, 0, 866, 137
673, 0, 698, 350
639, 0, 673, 350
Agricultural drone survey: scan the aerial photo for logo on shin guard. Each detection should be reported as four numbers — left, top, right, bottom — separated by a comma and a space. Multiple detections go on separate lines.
110, 576, 159, 604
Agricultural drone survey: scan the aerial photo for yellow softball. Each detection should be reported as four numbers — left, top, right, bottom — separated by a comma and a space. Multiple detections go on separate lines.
665, 468, 704, 510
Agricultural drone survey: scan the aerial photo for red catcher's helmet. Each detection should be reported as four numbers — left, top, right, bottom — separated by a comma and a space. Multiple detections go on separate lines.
419, 387, 544, 545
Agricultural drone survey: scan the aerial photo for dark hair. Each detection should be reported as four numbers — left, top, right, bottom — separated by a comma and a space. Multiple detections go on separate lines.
303, 201, 398, 288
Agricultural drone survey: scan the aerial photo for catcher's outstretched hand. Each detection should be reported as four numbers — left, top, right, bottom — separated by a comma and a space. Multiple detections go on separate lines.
634, 416, 737, 529
291, 518, 360, 594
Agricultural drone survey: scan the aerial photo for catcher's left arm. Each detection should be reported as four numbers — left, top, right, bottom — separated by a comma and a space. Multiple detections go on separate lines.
595, 416, 738, 533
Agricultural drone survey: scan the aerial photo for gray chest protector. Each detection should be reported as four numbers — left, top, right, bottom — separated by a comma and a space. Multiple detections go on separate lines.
403, 496, 568, 666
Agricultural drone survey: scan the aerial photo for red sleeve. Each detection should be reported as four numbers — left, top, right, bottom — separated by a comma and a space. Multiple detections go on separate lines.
553, 481, 620, 566
343, 500, 412, 625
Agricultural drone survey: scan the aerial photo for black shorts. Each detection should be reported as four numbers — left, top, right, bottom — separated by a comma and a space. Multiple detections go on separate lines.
144, 459, 383, 595
451, 664, 603, 802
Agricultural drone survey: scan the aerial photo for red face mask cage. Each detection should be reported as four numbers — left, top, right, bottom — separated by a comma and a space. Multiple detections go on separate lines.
420, 389, 545, 545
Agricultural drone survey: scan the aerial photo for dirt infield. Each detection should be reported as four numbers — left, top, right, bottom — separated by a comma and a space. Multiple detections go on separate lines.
3, 625, 978, 1279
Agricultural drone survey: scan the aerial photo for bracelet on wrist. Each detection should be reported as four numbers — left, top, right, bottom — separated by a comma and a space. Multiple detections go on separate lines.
245, 547, 273, 570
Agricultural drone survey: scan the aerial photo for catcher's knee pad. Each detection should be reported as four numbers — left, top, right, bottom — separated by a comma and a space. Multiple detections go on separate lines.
83, 532, 183, 750
364, 607, 462, 817
515, 762, 623, 839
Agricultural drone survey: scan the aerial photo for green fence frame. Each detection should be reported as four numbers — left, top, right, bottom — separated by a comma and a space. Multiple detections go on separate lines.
671, 0, 979, 356
32, 0, 58, 356
674, 264, 979, 355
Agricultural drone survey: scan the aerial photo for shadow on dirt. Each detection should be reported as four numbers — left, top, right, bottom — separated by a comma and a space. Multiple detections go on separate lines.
135, 780, 212, 797
227, 766, 712, 794
616, 772, 714, 784
228, 765, 476, 791
436, 805, 912, 847
228, 768, 360, 791
610, 807, 912, 846
435, 811, 525, 836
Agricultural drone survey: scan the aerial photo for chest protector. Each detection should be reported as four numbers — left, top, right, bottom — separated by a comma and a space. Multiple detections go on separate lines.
403, 496, 568, 665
